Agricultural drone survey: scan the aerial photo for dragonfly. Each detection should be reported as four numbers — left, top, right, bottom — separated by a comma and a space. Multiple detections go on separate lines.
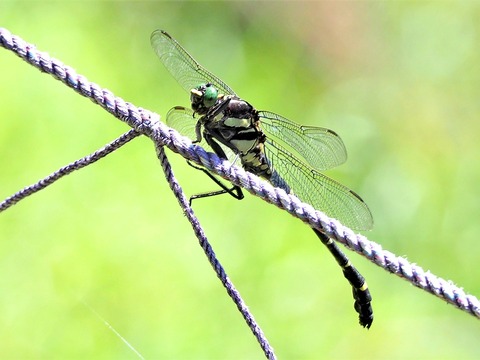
151, 29, 374, 328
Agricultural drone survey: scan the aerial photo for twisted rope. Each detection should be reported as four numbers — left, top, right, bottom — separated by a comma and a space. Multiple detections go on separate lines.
0, 129, 141, 212
156, 146, 276, 359
1, 26, 479, 329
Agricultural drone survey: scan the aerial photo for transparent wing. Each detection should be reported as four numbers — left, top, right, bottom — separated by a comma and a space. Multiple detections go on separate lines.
166, 106, 199, 140
265, 139, 373, 230
166, 106, 236, 162
259, 111, 347, 171
151, 30, 236, 96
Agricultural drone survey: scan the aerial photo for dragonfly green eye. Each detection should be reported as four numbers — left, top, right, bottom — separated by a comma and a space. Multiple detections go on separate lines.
203, 85, 218, 107
190, 84, 218, 113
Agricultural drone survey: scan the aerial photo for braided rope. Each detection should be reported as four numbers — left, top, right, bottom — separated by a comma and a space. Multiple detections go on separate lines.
1, 27, 479, 326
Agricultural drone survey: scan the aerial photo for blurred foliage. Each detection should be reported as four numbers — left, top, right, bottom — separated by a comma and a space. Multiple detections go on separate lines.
1, 1, 480, 359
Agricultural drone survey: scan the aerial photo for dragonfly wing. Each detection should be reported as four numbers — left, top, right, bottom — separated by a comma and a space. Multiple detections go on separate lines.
259, 111, 347, 171
166, 106, 237, 162
151, 30, 236, 96
166, 106, 199, 140
265, 139, 373, 230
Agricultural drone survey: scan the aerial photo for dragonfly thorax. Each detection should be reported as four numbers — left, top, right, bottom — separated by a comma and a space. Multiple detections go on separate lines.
200, 95, 272, 179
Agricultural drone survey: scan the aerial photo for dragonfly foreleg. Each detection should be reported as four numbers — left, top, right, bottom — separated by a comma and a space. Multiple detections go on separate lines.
313, 229, 373, 329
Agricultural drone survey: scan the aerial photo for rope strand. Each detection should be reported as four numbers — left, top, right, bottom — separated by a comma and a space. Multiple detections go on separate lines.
0, 129, 140, 212
156, 145, 276, 359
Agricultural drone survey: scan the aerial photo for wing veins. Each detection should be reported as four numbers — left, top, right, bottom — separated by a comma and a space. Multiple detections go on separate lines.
265, 138, 373, 230
259, 111, 347, 171
151, 30, 235, 96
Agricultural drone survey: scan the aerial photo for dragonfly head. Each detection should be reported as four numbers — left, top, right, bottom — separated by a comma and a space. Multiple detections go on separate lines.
190, 83, 219, 114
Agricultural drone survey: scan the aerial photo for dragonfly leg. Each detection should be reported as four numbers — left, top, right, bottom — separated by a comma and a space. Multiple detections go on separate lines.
187, 160, 244, 205
312, 229, 373, 328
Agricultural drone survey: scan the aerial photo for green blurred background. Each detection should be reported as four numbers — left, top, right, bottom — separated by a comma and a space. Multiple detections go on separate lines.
1, 1, 480, 359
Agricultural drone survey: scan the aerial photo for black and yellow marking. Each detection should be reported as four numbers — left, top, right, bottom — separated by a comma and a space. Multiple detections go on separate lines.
313, 229, 373, 328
